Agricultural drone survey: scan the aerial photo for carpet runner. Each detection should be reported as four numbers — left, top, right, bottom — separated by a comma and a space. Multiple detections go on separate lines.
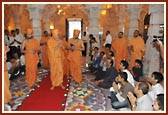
16, 75, 68, 111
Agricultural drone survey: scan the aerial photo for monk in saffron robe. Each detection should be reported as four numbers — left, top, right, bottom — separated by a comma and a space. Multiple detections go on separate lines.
21, 28, 40, 89
112, 32, 127, 71
68, 29, 84, 84
128, 30, 145, 70
47, 29, 65, 90
4, 46, 12, 105
40, 31, 50, 68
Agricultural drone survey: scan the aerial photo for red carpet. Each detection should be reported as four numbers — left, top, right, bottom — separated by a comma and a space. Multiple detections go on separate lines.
17, 75, 68, 111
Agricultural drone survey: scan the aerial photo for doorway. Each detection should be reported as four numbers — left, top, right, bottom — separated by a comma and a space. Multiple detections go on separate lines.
66, 18, 83, 41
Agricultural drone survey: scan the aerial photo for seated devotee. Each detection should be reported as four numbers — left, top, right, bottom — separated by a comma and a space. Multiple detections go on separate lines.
147, 71, 164, 101
127, 82, 153, 111
89, 51, 105, 74
119, 60, 135, 86
7, 57, 21, 80
94, 58, 118, 89
153, 94, 164, 111
108, 72, 134, 110
132, 59, 143, 82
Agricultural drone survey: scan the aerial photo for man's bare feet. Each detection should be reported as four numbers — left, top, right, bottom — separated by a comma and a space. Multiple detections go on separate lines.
60, 84, 65, 89
50, 86, 55, 90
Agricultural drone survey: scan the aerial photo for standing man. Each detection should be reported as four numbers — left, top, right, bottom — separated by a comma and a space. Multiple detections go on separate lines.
112, 32, 127, 71
103, 30, 112, 48
128, 30, 145, 70
81, 31, 88, 57
47, 29, 65, 90
40, 31, 50, 68
68, 29, 84, 85
21, 28, 40, 90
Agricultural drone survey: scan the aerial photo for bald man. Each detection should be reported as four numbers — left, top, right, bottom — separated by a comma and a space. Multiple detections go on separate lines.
21, 28, 40, 90
68, 29, 84, 85
128, 30, 145, 70
47, 29, 65, 90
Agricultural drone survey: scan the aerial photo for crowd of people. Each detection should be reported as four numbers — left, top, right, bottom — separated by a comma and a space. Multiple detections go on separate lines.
4, 28, 164, 111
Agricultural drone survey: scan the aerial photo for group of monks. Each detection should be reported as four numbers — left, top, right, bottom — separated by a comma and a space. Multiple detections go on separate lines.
24, 28, 84, 91
112, 30, 145, 71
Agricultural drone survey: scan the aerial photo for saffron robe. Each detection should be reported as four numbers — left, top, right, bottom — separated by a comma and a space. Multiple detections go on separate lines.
25, 38, 40, 88
128, 36, 145, 70
68, 38, 83, 83
112, 38, 128, 71
47, 38, 64, 87
40, 36, 50, 67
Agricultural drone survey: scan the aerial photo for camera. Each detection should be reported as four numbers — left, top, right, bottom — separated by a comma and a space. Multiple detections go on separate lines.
153, 35, 164, 42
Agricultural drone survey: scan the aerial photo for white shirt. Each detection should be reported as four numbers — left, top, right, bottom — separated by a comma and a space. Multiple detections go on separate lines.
4, 35, 10, 46
82, 35, 88, 43
104, 34, 112, 46
7, 62, 12, 71
148, 83, 164, 101
9, 35, 23, 47
123, 69, 135, 86
15, 34, 24, 46
20, 55, 25, 66
136, 94, 153, 111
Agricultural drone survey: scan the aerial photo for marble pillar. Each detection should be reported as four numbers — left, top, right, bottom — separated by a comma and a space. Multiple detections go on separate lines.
127, 5, 141, 39
27, 4, 45, 41
87, 5, 101, 42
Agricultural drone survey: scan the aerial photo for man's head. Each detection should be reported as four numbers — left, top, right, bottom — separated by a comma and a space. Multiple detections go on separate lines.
94, 47, 99, 53
44, 31, 49, 37
52, 29, 60, 39
11, 30, 16, 37
134, 82, 149, 96
106, 30, 110, 36
148, 72, 164, 85
133, 30, 140, 38
105, 44, 111, 53
118, 32, 123, 38
117, 72, 128, 83
105, 58, 113, 68
26, 28, 33, 39
83, 31, 86, 36
4, 29, 9, 35
15, 29, 20, 35
153, 94, 164, 111
73, 29, 80, 39
119, 60, 129, 71
134, 59, 143, 68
